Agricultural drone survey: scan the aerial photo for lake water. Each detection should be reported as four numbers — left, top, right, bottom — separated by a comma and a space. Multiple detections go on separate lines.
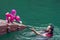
0, 0, 60, 40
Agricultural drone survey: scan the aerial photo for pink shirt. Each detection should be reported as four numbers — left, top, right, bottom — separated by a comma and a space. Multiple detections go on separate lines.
6, 13, 20, 23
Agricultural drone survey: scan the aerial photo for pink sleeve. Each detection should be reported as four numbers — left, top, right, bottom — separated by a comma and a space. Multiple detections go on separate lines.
15, 16, 20, 22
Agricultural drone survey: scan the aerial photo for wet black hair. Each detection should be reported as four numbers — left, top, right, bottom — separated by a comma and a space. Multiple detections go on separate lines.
49, 24, 54, 34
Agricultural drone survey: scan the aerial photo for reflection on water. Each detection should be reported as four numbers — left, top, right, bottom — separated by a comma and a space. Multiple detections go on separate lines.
0, 24, 60, 40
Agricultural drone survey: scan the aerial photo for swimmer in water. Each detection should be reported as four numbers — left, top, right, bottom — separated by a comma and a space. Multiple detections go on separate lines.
30, 24, 54, 40
5, 9, 22, 24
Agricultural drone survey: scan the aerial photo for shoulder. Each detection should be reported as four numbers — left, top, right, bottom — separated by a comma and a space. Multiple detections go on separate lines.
16, 16, 20, 18
6, 12, 9, 15
6, 13, 12, 17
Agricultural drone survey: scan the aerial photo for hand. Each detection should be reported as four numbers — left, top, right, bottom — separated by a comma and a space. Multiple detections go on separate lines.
20, 21, 22, 24
6, 12, 9, 15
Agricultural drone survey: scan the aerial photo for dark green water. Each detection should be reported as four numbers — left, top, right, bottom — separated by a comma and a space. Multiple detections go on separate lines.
0, 0, 60, 40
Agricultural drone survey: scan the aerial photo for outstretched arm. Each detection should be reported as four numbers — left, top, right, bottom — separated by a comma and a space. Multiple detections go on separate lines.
30, 28, 40, 35
30, 28, 48, 37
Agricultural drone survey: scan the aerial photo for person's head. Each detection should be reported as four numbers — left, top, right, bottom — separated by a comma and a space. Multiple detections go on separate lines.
11, 9, 16, 16
47, 24, 54, 34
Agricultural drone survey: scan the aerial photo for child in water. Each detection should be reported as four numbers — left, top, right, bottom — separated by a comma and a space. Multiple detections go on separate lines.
5, 9, 22, 24
30, 24, 54, 40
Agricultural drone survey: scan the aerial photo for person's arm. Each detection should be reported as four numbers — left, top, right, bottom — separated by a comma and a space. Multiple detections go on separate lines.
30, 28, 48, 37
30, 28, 40, 35
5, 12, 9, 22
15, 16, 22, 24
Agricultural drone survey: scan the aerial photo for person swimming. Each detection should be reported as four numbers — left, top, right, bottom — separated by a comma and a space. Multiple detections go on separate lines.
5, 9, 22, 24
30, 24, 54, 40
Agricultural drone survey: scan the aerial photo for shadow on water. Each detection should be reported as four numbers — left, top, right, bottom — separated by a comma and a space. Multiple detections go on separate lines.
0, 24, 60, 40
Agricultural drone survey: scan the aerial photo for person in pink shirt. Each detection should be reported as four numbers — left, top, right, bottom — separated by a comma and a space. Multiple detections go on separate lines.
5, 9, 22, 24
